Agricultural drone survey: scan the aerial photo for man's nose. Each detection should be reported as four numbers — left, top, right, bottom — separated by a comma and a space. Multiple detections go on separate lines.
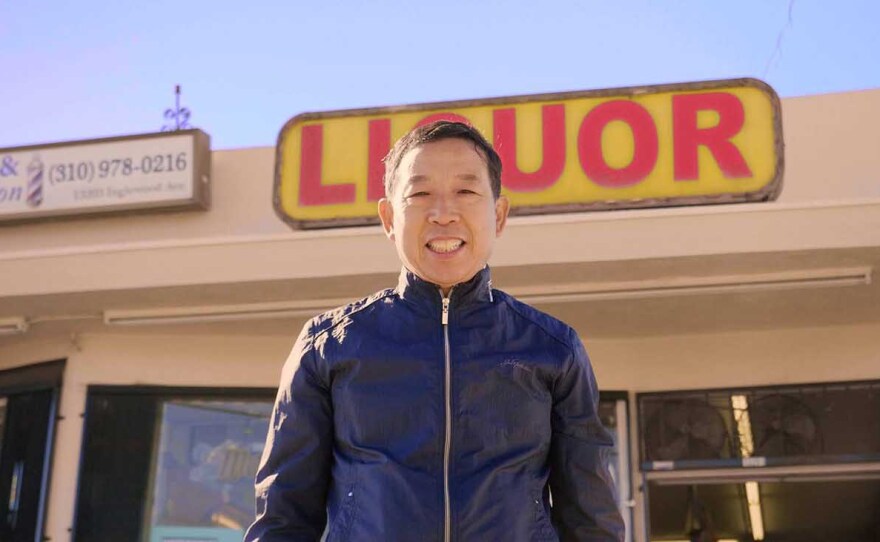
428, 194, 460, 225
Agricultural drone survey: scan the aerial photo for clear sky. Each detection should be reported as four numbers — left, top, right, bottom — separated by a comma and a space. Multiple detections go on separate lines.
2, 1, 878, 150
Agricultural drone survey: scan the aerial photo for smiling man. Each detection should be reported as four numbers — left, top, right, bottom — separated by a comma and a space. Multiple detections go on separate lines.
378, 132, 507, 294
246, 121, 624, 542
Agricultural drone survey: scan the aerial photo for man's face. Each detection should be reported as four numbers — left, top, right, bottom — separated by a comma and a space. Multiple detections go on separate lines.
379, 138, 509, 294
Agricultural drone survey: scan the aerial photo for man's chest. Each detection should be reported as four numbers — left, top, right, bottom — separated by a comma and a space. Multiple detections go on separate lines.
323, 326, 563, 461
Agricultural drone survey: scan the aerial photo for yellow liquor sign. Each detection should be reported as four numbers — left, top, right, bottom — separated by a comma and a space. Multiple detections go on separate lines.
274, 78, 782, 229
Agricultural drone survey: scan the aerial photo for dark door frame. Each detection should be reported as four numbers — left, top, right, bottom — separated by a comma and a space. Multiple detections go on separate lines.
0, 359, 65, 542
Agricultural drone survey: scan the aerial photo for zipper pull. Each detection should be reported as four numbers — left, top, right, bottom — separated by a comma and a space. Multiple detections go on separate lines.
442, 296, 450, 325
488, 279, 494, 303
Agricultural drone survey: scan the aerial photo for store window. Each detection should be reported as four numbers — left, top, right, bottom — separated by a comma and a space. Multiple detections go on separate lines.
144, 399, 273, 542
638, 380, 880, 541
647, 479, 880, 541
640, 381, 880, 469
74, 387, 273, 542
75, 387, 631, 541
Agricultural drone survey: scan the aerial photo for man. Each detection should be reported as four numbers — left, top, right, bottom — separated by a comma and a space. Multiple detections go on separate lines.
246, 121, 624, 541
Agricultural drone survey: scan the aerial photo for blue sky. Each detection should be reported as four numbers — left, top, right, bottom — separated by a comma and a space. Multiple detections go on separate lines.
2, 1, 878, 149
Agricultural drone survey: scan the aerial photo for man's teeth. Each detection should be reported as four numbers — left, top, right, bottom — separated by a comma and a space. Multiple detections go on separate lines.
428, 240, 463, 253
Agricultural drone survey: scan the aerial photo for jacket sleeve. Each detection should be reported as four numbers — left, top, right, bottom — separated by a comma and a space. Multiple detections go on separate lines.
245, 322, 333, 541
548, 328, 625, 542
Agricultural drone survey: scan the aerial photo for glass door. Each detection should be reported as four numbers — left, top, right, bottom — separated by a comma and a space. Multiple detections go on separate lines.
0, 389, 57, 542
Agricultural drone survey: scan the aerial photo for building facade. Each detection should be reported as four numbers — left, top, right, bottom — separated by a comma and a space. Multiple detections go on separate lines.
1, 87, 879, 541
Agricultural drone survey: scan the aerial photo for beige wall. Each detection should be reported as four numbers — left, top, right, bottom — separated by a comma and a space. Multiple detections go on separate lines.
591, 321, 880, 392
781, 89, 880, 202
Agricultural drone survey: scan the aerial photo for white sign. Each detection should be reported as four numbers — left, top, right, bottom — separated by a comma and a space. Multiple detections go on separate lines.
0, 129, 210, 224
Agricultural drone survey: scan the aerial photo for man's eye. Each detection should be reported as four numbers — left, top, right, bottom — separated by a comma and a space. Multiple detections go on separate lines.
459, 189, 477, 195
406, 192, 429, 198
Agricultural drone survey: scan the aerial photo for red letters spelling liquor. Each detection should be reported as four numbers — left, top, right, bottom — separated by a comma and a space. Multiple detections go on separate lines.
297, 91, 758, 206
275, 79, 782, 229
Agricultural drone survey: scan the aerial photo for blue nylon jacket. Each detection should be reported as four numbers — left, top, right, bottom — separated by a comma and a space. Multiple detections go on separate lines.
246, 267, 624, 541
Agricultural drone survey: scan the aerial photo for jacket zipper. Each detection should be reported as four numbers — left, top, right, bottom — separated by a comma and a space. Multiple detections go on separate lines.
441, 289, 453, 542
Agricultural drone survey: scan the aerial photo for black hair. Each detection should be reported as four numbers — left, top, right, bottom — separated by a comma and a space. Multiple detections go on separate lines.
382, 120, 503, 199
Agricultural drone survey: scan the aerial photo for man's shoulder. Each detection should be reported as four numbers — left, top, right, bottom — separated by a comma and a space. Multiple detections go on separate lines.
306, 288, 397, 338
493, 289, 576, 350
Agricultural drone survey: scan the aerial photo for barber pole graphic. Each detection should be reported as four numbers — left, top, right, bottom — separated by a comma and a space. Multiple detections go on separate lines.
26, 155, 44, 207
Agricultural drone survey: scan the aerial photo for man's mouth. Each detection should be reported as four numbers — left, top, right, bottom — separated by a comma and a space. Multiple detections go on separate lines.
426, 239, 465, 254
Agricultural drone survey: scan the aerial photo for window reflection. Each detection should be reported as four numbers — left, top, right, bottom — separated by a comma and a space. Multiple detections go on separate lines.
144, 400, 272, 542
140, 396, 630, 541
649, 479, 880, 541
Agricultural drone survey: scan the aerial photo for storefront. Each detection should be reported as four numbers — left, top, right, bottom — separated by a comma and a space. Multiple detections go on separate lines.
0, 82, 879, 541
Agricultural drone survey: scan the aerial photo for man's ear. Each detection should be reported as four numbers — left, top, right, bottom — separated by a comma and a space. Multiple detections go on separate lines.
378, 198, 395, 240
494, 195, 510, 236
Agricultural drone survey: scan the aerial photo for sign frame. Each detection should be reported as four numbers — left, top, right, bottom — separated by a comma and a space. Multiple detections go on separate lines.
0, 129, 211, 226
274, 78, 783, 230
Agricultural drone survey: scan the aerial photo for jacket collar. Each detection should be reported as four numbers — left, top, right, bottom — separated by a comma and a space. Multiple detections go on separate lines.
395, 266, 494, 309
